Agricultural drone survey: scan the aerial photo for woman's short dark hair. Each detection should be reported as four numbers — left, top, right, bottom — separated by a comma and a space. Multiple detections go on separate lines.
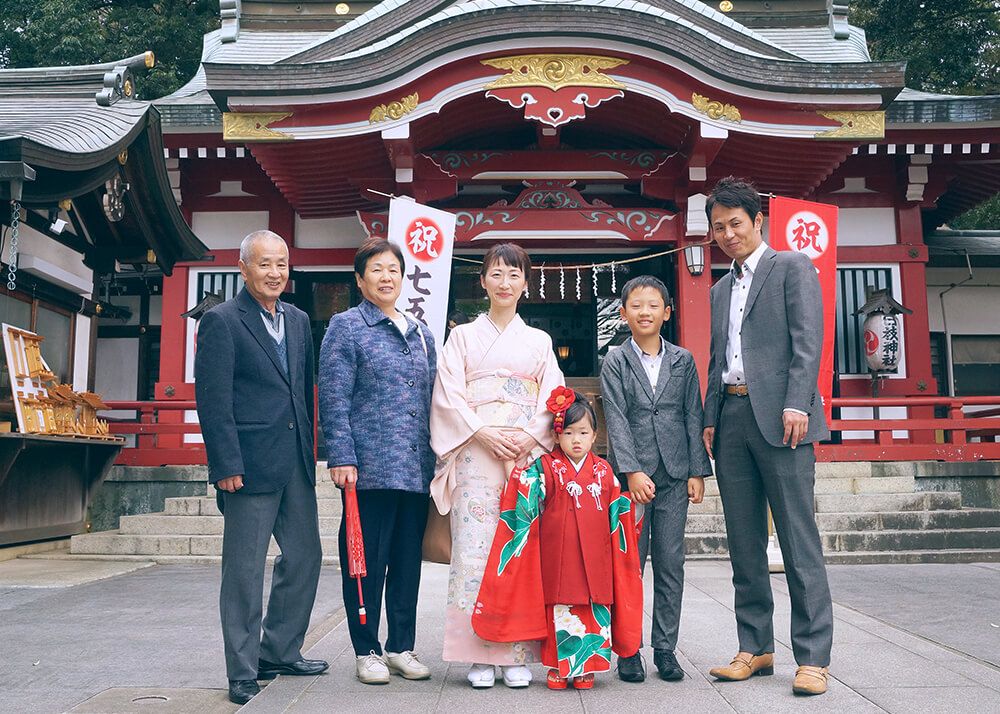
620, 275, 671, 305
563, 390, 598, 431
705, 176, 761, 222
480, 242, 531, 277
354, 239, 405, 276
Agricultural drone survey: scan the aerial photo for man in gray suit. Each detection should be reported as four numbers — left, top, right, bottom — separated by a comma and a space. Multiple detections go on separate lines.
195, 231, 327, 705
601, 275, 712, 683
701, 177, 833, 696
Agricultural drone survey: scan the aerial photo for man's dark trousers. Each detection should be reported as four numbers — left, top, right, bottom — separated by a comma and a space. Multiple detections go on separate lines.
339, 489, 428, 656
715, 393, 833, 667
220, 457, 322, 680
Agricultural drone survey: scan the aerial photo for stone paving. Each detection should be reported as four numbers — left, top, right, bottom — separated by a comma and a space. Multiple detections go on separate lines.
1, 558, 998, 713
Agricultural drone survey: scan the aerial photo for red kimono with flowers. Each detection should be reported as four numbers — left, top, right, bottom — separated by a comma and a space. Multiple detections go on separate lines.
472, 450, 643, 677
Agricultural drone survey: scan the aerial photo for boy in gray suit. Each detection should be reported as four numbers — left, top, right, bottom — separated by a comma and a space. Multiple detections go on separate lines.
600, 276, 712, 683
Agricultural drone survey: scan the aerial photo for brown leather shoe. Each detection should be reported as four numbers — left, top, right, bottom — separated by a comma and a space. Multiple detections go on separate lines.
709, 652, 774, 681
793, 665, 829, 695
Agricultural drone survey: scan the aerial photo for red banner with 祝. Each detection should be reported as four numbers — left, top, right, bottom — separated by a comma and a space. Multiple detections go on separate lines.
768, 196, 838, 427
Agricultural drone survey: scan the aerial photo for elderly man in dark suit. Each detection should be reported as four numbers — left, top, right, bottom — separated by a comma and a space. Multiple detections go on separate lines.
701, 177, 833, 696
195, 230, 327, 705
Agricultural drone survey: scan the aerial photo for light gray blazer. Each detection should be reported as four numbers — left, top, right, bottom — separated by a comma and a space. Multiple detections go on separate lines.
601, 340, 713, 482
703, 245, 831, 447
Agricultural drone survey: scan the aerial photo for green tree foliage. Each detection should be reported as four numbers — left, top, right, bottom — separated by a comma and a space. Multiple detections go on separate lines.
851, 0, 1000, 94
949, 195, 1000, 230
0, 0, 219, 99
853, 1, 1000, 229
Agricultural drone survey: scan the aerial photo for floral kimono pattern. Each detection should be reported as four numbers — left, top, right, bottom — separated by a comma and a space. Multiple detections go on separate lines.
429, 314, 564, 664
472, 454, 643, 676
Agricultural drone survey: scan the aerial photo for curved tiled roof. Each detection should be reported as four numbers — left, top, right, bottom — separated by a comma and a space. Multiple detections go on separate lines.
0, 54, 153, 169
201, 2, 904, 104
888, 88, 1000, 124
0, 54, 207, 271
284, 0, 803, 64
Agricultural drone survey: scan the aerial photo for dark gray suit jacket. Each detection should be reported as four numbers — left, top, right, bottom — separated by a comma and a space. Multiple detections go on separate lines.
703, 246, 830, 447
601, 340, 713, 482
195, 288, 316, 492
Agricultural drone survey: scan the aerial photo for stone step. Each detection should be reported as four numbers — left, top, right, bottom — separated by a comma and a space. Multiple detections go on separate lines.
117, 514, 342, 536
684, 508, 1000, 534
687, 491, 962, 516
702, 475, 915, 497
821, 549, 1000, 565
684, 527, 1000, 556
165, 496, 344, 517
71, 532, 341, 557
814, 492, 962, 512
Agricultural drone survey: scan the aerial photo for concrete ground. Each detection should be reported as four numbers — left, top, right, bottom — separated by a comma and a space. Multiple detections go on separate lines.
1, 558, 998, 713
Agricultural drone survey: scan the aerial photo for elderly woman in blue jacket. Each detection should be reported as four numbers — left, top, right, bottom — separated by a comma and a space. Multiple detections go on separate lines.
319, 238, 437, 685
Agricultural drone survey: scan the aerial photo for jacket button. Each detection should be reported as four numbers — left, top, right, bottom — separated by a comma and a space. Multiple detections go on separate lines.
409, 410, 416, 417
654, 409, 659, 415
403, 348, 410, 355
287, 422, 294, 430
407, 379, 414, 387
410, 444, 417, 452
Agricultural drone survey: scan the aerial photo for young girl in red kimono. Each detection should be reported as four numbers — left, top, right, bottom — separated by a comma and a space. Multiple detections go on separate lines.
472, 387, 643, 690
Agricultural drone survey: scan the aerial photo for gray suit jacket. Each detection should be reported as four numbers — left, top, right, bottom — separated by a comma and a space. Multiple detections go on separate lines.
601, 340, 713, 482
703, 246, 831, 447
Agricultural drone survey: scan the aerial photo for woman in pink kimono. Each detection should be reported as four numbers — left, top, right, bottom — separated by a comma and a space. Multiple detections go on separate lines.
430, 243, 564, 689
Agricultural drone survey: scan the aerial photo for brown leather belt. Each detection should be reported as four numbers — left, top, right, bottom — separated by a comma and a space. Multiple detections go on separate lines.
725, 384, 749, 397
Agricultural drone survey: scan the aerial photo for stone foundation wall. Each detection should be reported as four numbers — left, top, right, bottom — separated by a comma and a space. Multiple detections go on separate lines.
880, 461, 1000, 509
86, 466, 208, 532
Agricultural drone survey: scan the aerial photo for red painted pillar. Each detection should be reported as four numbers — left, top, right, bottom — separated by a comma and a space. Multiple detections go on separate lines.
897, 206, 937, 442
675, 248, 712, 397
155, 266, 190, 448
269, 201, 295, 246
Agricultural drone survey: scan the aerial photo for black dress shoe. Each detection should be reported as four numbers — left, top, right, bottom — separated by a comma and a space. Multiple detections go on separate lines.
617, 652, 646, 683
654, 649, 685, 681
228, 679, 260, 705
257, 658, 330, 678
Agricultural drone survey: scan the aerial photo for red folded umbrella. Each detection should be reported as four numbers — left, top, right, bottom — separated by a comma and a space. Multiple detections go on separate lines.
343, 483, 367, 624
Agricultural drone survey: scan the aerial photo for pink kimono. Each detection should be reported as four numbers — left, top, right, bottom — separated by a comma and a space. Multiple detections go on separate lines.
430, 313, 563, 664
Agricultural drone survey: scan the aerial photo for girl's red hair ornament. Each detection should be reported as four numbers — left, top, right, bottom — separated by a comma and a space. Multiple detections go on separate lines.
546, 386, 576, 434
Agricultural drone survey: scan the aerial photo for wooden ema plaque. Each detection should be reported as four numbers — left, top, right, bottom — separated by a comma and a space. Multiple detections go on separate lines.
2, 324, 119, 439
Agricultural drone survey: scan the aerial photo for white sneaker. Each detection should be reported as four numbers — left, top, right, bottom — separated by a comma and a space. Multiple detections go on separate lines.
467, 663, 496, 688
500, 664, 532, 688
356, 651, 390, 685
385, 651, 431, 680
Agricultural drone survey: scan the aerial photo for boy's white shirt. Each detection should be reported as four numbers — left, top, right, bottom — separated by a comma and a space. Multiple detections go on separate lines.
629, 336, 666, 390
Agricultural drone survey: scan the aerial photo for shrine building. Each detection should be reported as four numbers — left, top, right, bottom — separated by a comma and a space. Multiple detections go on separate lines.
110, 0, 998, 460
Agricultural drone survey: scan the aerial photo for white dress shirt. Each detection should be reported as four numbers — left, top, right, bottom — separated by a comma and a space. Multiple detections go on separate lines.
629, 336, 666, 390
723, 241, 806, 416
723, 241, 768, 385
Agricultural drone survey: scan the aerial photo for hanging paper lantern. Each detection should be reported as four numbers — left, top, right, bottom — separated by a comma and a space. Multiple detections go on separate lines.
863, 312, 901, 372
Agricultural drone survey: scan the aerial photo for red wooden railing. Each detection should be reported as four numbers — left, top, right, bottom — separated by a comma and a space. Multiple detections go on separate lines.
104, 401, 206, 466
817, 396, 1000, 462
104, 395, 1000, 467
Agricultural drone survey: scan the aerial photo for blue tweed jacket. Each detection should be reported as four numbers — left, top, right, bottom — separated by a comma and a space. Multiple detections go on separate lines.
318, 299, 437, 492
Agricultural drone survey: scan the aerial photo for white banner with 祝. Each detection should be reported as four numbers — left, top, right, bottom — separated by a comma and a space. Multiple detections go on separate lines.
386, 197, 456, 347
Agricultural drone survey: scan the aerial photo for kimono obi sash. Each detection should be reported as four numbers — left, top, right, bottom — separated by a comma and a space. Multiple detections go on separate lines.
466, 369, 539, 428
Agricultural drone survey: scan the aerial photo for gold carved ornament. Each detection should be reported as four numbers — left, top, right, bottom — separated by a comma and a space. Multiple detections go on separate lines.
692, 92, 742, 123
369, 93, 419, 124
481, 54, 628, 91
815, 110, 885, 140
222, 112, 293, 141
